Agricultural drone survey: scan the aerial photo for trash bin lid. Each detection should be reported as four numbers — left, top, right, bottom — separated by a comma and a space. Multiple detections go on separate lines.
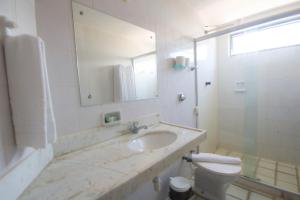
170, 177, 191, 193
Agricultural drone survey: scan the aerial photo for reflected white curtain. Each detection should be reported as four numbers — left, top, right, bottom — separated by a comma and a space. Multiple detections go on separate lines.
114, 65, 136, 102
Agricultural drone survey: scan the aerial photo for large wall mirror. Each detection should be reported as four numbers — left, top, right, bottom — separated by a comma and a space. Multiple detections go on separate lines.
72, 2, 158, 106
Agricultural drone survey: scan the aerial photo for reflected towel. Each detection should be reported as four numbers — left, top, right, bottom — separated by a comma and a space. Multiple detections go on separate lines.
114, 65, 136, 102
191, 153, 241, 165
4, 34, 57, 149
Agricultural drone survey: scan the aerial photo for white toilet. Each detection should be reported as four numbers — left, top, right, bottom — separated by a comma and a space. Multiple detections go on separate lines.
192, 154, 241, 200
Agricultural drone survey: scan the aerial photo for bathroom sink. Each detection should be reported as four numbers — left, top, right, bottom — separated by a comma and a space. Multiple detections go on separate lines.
128, 131, 177, 151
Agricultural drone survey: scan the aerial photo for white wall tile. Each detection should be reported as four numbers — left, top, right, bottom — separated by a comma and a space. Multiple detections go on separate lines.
15, 0, 36, 35
0, 0, 16, 21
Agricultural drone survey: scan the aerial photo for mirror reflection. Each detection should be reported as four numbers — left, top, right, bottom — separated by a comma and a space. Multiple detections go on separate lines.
72, 2, 158, 106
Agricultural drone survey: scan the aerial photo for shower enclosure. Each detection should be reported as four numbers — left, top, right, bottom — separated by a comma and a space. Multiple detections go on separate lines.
195, 17, 300, 195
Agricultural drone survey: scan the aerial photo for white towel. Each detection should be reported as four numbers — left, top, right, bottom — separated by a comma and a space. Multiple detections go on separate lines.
113, 65, 136, 102
191, 153, 241, 165
113, 65, 122, 102
4, 34, 57, 149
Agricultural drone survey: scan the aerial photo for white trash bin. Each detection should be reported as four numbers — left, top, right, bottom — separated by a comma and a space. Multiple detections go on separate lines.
169, 177, 193, 200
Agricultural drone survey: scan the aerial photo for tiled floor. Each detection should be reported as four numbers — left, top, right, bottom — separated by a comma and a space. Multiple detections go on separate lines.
190, 184, 282, 200
215, 148, 300, 194
192, 184, 283, 200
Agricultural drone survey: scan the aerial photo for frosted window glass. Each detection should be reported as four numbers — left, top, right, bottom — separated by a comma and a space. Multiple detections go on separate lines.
231, 20, 300, 55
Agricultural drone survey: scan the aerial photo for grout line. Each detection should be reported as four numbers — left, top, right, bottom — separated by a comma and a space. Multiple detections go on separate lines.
275, 161, 278, 187
255, 159, 277, 187
254, 157, 261, 179
226, 193, 243, 200
234, 182, 274, 200
222, 149, 300, 199
225, 149, 230, 156
240, 153, 244, 160
276, 169, 297, 176
296, 166, 300, 193
246, 190, 251, 200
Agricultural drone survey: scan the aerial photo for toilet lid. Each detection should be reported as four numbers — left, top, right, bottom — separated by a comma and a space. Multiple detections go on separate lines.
196, 162, 241, 176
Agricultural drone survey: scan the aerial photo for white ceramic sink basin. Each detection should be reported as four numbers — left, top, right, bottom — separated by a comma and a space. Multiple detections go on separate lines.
128, 131, 177, 151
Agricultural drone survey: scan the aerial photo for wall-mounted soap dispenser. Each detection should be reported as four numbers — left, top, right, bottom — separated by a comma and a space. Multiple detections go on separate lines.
172, 56, 189, 70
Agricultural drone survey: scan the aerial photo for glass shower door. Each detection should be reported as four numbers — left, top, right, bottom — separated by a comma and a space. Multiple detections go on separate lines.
241, 53, 259, 180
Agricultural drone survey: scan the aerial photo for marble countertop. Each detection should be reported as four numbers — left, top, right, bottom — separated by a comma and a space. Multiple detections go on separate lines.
18, 122, 206, 200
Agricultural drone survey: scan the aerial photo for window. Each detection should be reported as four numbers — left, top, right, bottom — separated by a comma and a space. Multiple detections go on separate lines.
230, 19, 300, 55
132, 53, 157, 99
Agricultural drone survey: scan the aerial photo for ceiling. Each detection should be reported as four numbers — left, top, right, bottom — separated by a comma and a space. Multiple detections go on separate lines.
161, 0, 300, 37
183, 0, 300, 30
73, 0, 300, 39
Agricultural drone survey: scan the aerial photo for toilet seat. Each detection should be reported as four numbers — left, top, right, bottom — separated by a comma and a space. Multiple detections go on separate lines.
195, 162, 241, 176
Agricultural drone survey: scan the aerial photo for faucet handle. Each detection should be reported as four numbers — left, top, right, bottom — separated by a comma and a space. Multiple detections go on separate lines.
129, 121, 139, 128
132, 121, 139, 127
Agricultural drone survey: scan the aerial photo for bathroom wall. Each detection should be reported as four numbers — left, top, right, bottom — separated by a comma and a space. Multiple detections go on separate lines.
217, 34, 300, 164
0, 0, 36, 176
34, 1, 202, 200
35, 0, 201, 137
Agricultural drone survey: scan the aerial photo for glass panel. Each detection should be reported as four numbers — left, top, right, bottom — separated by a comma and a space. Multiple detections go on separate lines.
200, 19, 300, 193
196, 39, 218, 153
242, 54, 258, 179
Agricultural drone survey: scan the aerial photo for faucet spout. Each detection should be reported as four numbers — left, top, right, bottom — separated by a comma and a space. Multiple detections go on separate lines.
129, 121, 148, 133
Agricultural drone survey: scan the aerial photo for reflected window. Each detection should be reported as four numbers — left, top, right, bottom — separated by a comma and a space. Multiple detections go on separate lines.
132, 53, 157, 99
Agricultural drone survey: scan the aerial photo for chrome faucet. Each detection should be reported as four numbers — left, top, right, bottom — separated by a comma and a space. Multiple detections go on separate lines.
129, 121, 148, 133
